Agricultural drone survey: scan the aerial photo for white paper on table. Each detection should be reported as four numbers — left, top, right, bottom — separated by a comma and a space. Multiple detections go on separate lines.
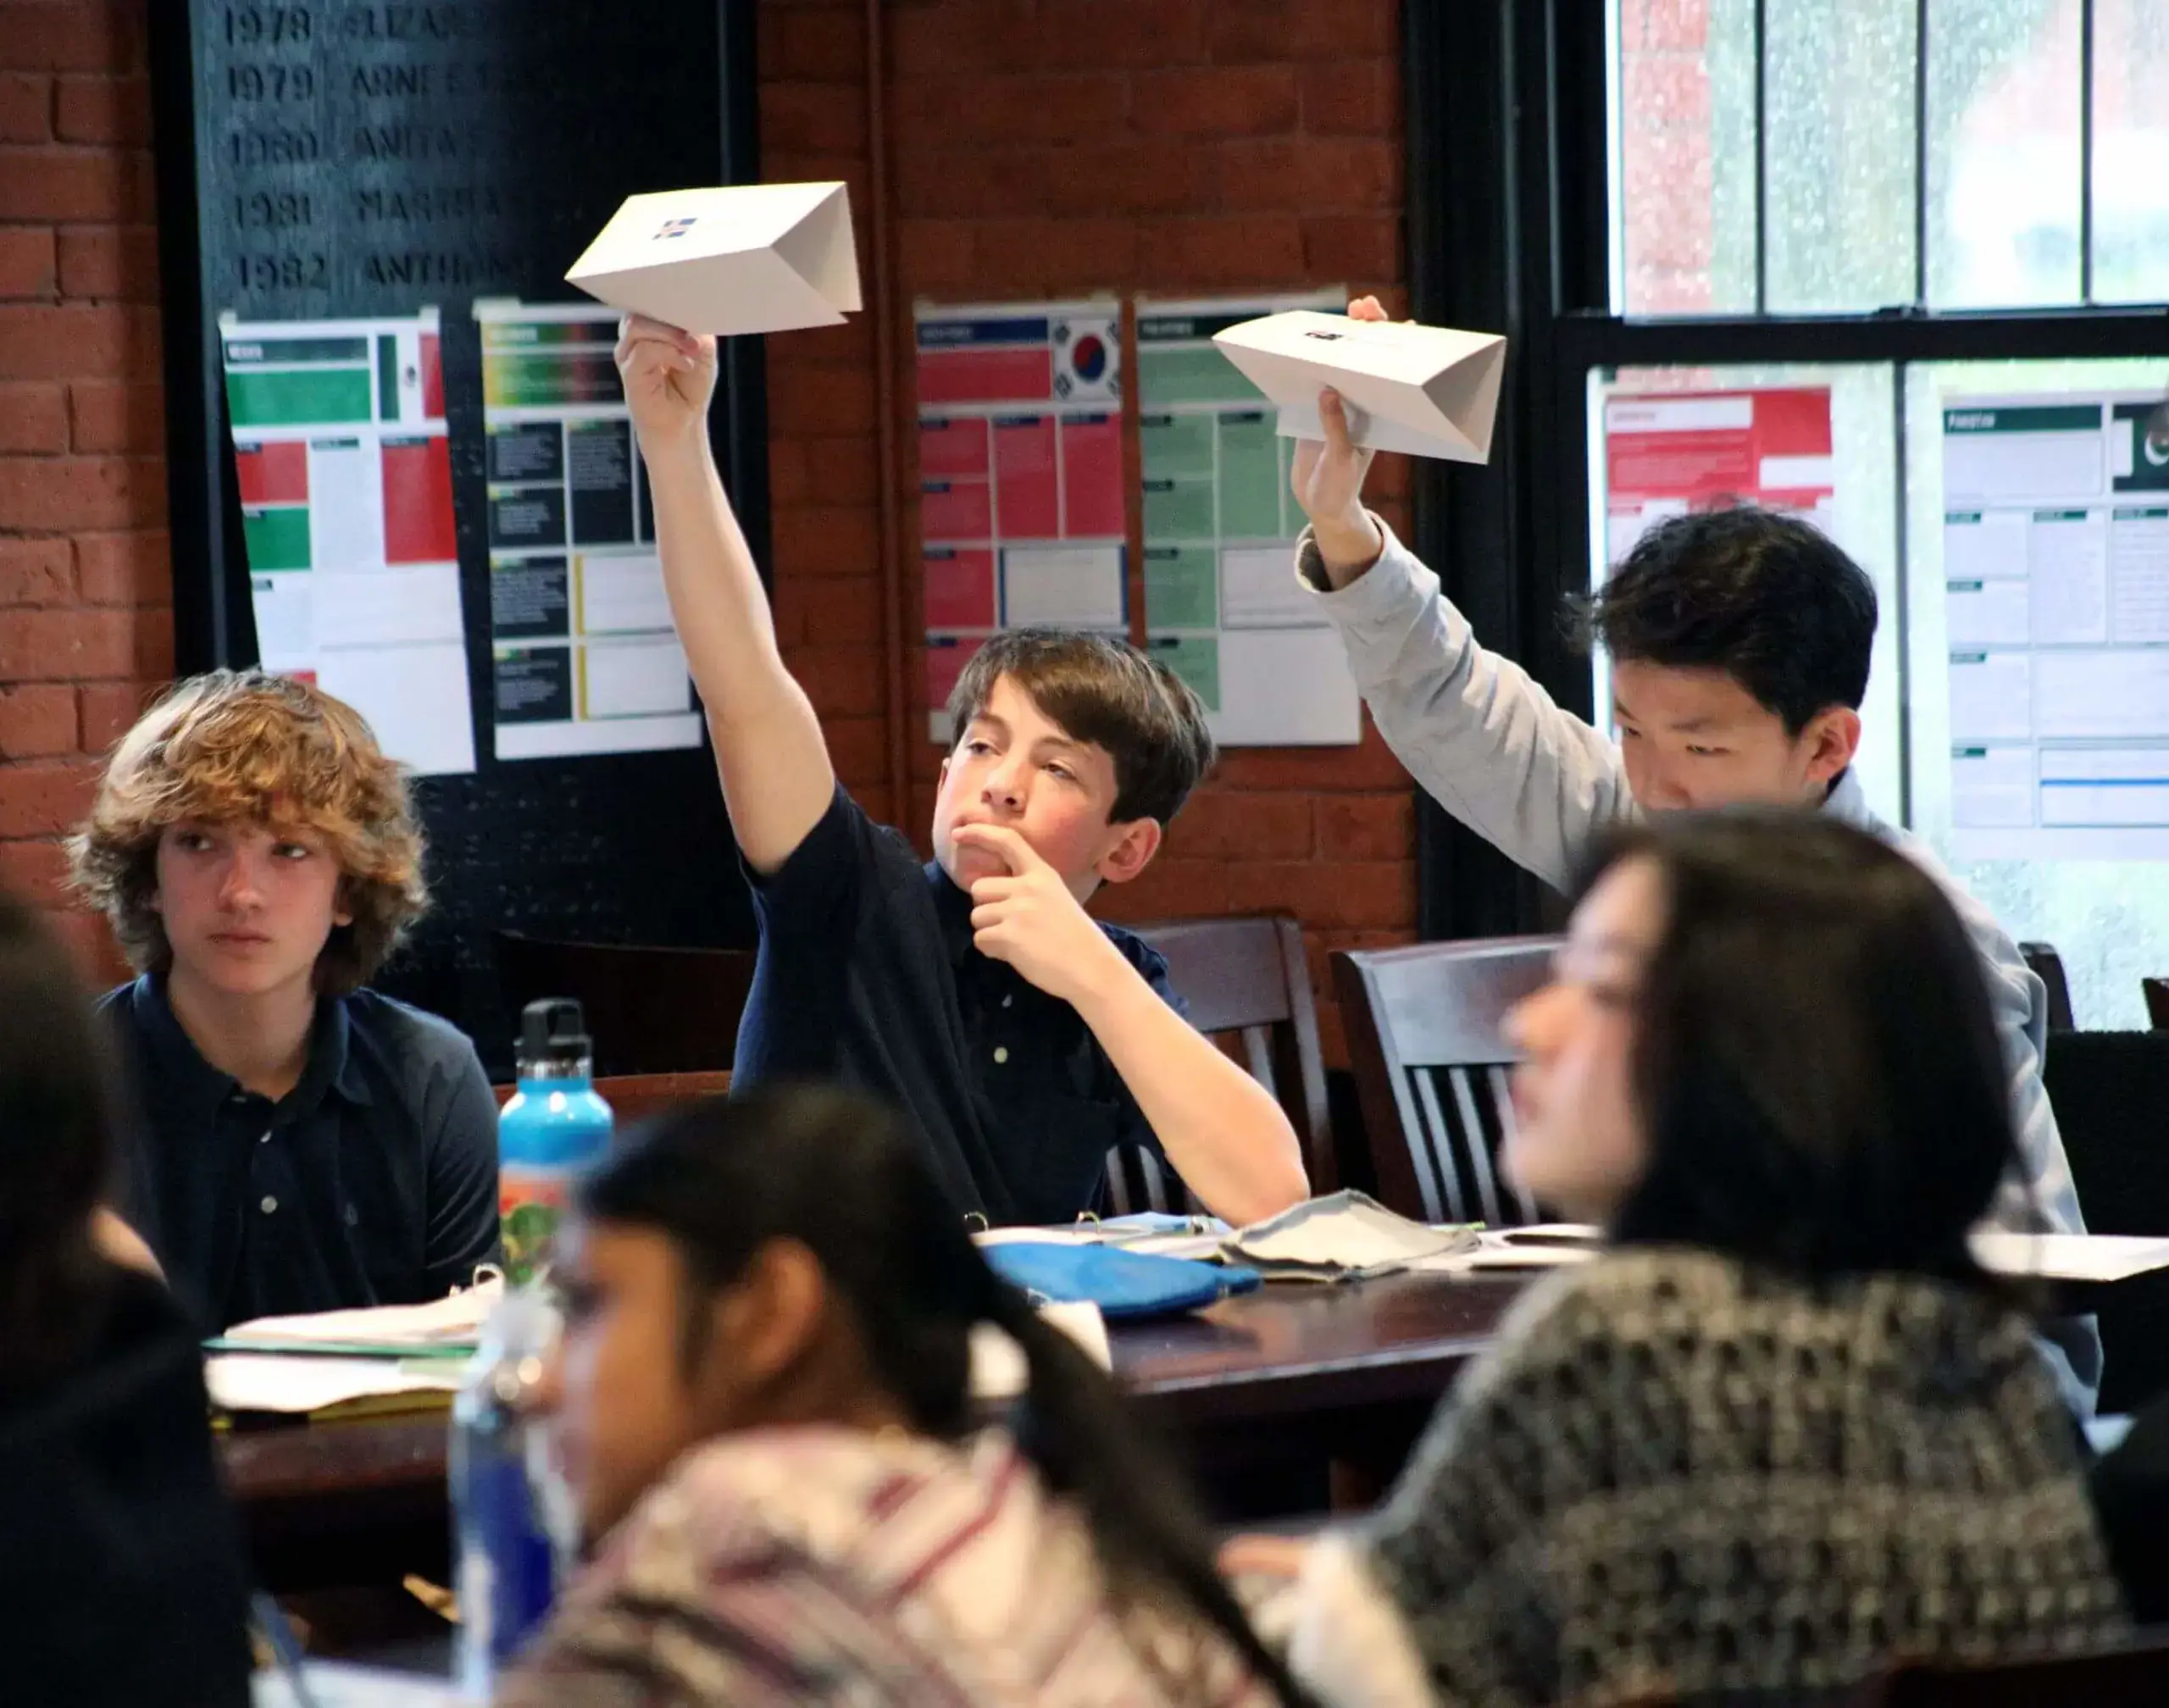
1228, 1190, 1476, 1276
224, 1278, 502, 1351
969, 1300, 1111, 1399
566, 182, 862, 337
1970, 1230, 2169, 1284
1211, 310, 1506, 463
205, 1355, 465, 1415
1414, 1226, 1604, 1274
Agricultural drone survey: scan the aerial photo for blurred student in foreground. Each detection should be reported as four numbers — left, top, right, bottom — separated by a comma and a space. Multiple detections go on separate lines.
69, 669, 499, 1328
1231, 814, 2124, 1706
0, 889, 252, 1707
496, 1084, 1306, 1708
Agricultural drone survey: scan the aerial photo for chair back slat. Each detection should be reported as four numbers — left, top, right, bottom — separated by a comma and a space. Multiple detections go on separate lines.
1445, 1065, 1512, 1228
1487, 1065, 1540, 1222
1334, 937, 1558, 1228
1408, 1067, 1462, 1223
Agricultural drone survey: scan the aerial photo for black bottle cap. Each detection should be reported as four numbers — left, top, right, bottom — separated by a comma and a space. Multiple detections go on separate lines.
519, 997, 591, 1060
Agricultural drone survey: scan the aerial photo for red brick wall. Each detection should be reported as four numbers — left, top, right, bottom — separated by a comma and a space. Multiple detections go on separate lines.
0, 0, 1417, 1060
0, 0, 167, 983
761, 0, 1417, 1060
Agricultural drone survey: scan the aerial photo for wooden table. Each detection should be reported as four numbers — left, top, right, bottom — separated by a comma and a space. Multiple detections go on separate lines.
219, 1271, 1528, 1589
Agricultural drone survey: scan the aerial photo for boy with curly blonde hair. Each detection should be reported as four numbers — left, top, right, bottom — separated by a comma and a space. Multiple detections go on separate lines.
70, 670, 498, 1328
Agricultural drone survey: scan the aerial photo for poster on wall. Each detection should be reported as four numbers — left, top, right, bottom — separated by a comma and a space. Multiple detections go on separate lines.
1600, 388, 1837, 566
1135, 291, 1361, 747
914, 298, 1126, 742
1940, 393, 2169, 860
219, 309, 476, 777
473, 301, 703, 762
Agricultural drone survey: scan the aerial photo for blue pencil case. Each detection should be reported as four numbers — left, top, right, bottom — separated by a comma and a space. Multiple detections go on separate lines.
985, 1242, 1262, 1320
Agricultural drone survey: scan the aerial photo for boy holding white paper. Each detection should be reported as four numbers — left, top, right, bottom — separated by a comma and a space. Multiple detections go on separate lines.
1287, 297, 2097, 1414
615, 314, 1306, 1228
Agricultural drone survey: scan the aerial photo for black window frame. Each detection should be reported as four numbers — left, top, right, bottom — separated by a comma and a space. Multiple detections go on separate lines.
1406, 0, 2169, 940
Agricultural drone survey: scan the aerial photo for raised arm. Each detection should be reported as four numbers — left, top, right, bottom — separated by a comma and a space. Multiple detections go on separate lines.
1285, 301, 1631, 890
617, 315, 835, 873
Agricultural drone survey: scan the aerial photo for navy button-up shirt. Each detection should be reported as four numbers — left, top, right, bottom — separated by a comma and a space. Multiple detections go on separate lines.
100, 975, 502, 1329
734, 786, 1175, 1225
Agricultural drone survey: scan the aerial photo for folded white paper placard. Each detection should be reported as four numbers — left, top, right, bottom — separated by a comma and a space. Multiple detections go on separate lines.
565, 182, 862, 337
1211, 309, 1508, 463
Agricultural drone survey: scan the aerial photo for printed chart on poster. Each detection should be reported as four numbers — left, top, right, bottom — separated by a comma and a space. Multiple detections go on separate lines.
915, 299, 1126, 742
474, 302, 702, 762
1940, 394, 2169, 860
220, 309, 475, 776
1136, 292, 1360, 746
1600, 388, 1836, 563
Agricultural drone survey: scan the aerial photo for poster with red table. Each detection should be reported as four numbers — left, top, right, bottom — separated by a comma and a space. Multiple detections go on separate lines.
915, 299, 1125, 741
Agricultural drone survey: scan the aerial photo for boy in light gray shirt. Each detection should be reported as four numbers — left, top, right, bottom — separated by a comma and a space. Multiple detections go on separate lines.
1291, 302, 2096, 1412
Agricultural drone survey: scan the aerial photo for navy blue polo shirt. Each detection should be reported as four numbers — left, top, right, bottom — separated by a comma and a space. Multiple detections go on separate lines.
734, 785, 1175, 1225
100, 975, 502, 1329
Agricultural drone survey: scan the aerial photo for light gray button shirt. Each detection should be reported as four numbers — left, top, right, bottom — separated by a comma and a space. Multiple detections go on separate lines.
1300, 516, 2100, 1414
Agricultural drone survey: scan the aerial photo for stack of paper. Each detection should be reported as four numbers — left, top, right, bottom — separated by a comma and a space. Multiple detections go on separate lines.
214, 1278, 502, 1356
206, 1281, 502, 1417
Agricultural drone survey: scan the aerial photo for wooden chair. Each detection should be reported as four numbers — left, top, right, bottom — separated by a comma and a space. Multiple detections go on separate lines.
492, 932, 754, 1078
1333, 936, 1558, 1227
2143, 977, 2169, 1031
2021, 940, 2077, 1030
493, 1070, 731, 1128
1102, 915, 1334, 1217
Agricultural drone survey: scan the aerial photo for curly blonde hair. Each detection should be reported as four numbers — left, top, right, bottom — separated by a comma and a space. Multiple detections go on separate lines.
66, 670, 428, 994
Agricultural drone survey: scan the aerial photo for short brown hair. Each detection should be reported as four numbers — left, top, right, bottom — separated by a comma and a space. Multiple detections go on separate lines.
67, 670, 427, 994
946, 629, 1215, 825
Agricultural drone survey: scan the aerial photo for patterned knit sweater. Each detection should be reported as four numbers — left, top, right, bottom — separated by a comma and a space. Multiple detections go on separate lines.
1288, 1249, 2127, 1708
497, 1424, 1272, 1708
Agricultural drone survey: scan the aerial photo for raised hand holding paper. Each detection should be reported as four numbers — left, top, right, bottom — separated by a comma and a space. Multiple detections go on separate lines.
1212, 308, 1507, 463
565, 182, 862, 337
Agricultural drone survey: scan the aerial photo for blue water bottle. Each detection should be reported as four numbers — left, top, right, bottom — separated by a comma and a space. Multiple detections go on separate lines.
497, 998, 613, 1286
451, 1287, 572, 1694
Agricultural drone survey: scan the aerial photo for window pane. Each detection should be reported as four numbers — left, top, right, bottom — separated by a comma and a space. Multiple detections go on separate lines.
1904, 358, 2169, 1028
1766, 0, 1917, 313
1616, 0, 1757, 313
2094, 0, 2169, 303
1589, 364, 1901, 818
1927, 0, 2083, 308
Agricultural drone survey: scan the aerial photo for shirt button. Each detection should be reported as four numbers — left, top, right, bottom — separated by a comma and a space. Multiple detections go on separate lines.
993, 1046, 1009, 1064
1001, 994, 1013, 1009
259, 1195, 279, 1215
258, 1131, 272, 1145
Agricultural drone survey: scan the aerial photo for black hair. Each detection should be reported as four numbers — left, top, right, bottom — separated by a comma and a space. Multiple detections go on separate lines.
1578, 812, 2015, 1289
0, 889, 123, 1375
1573, 505, 1878, 734
947, 628, 1216, 826
578, 1084, 1306, 1707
